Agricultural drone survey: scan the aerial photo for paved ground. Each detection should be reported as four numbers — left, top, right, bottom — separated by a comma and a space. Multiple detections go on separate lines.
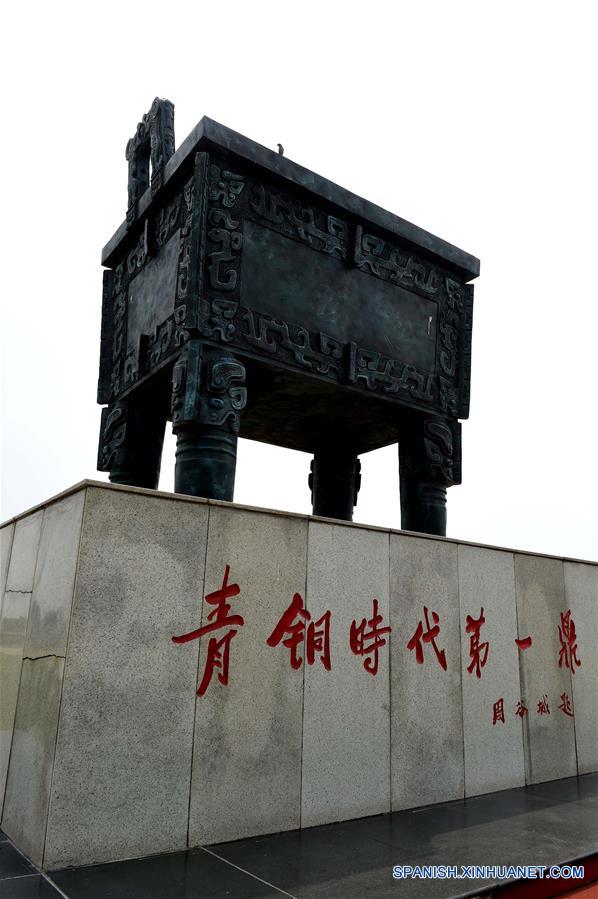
0, 774, 596, 898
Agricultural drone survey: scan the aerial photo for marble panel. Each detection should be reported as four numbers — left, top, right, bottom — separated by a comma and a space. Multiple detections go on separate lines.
0, 523, 14, 599
302, 521, 391, 827
1, 657, 64, 867
0, 591, 31, 813
514, 554, 577, 784
390, 535, 464, 810
5, 512, 43, 593
188, 505, 307, 845
44, 487, 209, 867
564, 561, 598, 774
458, 545, 525, 796
25, 491, 85, 658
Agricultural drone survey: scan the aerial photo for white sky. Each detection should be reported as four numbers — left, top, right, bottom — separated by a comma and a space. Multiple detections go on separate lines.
1, 1, 596, 561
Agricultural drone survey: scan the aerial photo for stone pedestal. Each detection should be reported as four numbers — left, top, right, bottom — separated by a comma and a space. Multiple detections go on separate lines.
1, 482, 596, 869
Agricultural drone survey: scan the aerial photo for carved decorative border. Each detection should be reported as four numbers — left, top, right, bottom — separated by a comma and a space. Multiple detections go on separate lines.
458, 284, 474, 419
348, 343, 434, 403
436, 277, 467, 417
100, 180, 193, 403
423, 418, 462, 486
196, 298, 436, 408
241, 307, 344, 379
97, 402, 127, 471
205, 165, 245, 295
97, 270, 115, 404
249, 183, 348, 259
171, 339, 247, 434
353, 225, 441, 298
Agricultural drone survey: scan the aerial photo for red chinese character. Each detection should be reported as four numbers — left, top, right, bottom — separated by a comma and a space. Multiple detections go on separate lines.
558, 692, 574, 717
492, 698, 505, 725
515, 636, 533, 651
172, 564, 244, 696
349, 598, 391, 676
537, 694, 550, 715
558, 610, 581, 674
267, 593, 331, 671
407, 606, 447, 670
515, 700, 528, 718
465, 607, 489, 678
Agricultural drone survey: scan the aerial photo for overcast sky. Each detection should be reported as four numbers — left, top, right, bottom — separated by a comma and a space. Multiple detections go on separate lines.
2, 2, 596, 561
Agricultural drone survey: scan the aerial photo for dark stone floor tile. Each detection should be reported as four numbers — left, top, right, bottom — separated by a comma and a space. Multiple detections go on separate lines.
0, 842, 36, 878
209, 778, 598, 899
289, 869, 491, 899
416, 797, 598, 882
280, 789, 559, 859
282, 861, 452, 899
51, 847, 286, 899
377, 792, 562, 852
44, 774, 598, 899
212, 829, 489, 899
523, 773, 598, 804
0, 875, 63, 898
209, 825, 415, 898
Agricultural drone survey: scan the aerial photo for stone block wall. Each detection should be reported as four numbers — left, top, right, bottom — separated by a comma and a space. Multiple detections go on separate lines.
0, 482, 596, 869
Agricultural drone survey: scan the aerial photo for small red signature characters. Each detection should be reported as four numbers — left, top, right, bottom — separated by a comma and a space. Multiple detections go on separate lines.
349, 598, 391, 676
492, 698, 505, 725
557, 610, 581, 674
537, 694, 550, 715
406, 606, 447, 670
515, 636, 533, 651
171, 564, 244, 697
558, 692, 574, 717
465, 607, 489, 679
266, 593, 331, 670
515, 700, 529, 718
